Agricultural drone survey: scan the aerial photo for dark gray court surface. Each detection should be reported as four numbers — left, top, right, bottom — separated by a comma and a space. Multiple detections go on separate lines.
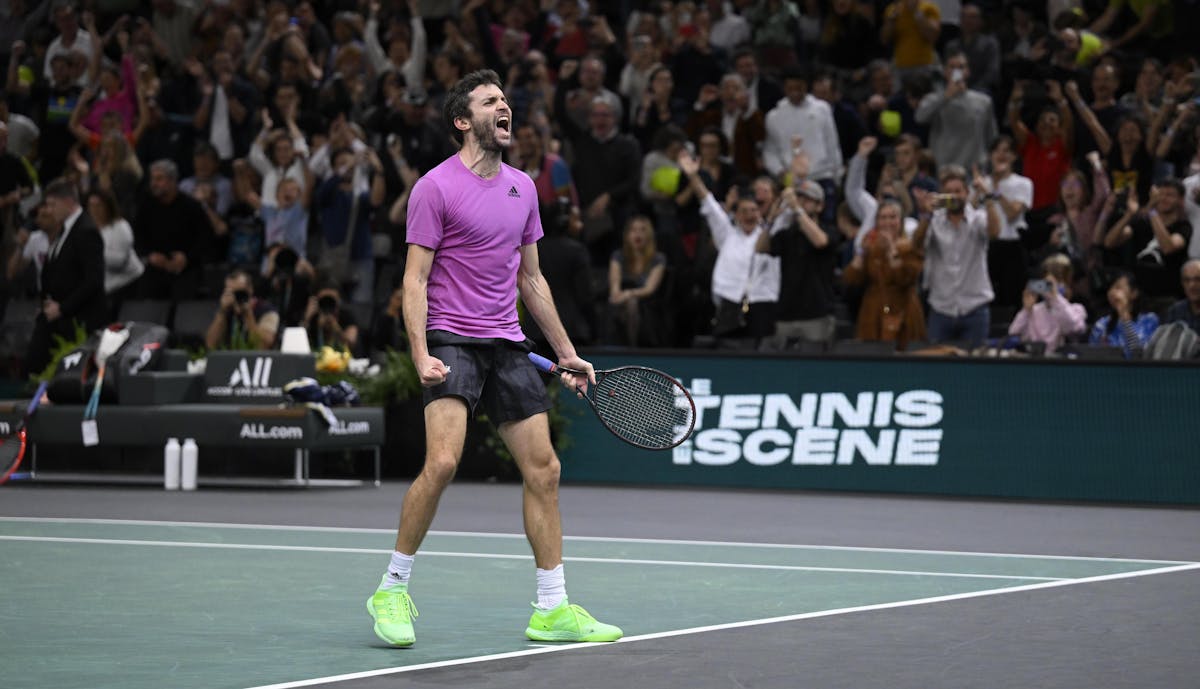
2, 481, 1198, 689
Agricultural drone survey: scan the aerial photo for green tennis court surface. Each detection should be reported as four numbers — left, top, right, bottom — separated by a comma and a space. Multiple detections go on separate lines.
1, 517, 1191, 689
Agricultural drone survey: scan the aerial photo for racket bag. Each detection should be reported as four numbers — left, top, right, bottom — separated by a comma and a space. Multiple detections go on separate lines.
47, 322, 170, 404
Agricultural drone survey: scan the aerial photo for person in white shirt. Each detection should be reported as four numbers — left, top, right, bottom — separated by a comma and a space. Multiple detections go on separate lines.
6, 203, 57, 293
364, 0, 428, 99
248, 108, 311, 209
680, 150, 781, 340
86, 188, 143, 303
43, 4, 93, 87
707, 0, 752, 54
974, 135, 1033, 308
763, 65, 842, 217
845, 136, 921, 254
617, 34, 659, 124
1182, 173, 1200, 259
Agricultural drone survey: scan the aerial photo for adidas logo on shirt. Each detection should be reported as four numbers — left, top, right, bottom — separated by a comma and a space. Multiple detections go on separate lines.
507, 186, 521, 198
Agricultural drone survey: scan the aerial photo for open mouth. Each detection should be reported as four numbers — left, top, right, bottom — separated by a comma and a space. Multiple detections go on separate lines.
496, 116, 511, 132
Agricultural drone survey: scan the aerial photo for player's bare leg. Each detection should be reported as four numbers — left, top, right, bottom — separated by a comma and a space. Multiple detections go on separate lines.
368, 397, 468, 647
395, 397, 469, 554
498, 412, 562, 568
501, 412, 622, 642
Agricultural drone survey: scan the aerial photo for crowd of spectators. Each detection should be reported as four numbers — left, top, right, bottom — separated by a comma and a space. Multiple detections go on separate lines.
2, 0, 1200, 373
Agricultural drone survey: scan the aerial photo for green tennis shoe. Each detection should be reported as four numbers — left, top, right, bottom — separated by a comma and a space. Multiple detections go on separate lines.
525, 599, 623, 642
366, 577, 418, 647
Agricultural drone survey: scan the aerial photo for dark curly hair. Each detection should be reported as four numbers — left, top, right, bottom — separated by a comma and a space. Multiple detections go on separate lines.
443, 69, 503, 146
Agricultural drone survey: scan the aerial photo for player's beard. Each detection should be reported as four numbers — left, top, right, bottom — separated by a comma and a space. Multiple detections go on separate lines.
470, 113, 508, 153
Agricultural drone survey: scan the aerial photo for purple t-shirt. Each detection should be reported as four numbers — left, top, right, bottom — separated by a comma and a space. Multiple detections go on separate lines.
407, 155, 543, 340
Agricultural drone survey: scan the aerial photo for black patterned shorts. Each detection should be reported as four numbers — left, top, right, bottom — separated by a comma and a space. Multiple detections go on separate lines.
421, 330, 551, 424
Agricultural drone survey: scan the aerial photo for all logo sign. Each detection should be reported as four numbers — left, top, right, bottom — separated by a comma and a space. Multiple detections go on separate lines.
239, 423, 304, 440
207, 357, 283, 398
229, 357, 273, 388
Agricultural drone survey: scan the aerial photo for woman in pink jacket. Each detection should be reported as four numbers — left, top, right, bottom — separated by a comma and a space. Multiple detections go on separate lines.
1008, 254, 1088, 354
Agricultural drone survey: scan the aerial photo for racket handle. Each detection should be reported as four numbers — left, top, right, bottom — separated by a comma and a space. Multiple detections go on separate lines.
527, 352, 558, 373
26, 381, 48, 416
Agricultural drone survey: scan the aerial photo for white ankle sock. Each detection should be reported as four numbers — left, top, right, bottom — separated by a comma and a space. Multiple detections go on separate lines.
384, 551, 414, 587
535, 564, 567, 610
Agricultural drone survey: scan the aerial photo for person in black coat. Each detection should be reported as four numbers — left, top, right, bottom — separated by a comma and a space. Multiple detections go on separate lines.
25, 178, 107, 376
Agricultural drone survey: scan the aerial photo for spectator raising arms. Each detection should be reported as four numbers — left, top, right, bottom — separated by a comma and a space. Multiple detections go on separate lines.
248, 107, 311, 210
1103, 180, 1193, 302
915, 50, 996, 172
912, 164, 1002, 346
315, 147, 385, 303
1013, 84, 1073, 215
880, 0, 941, 74
843, 198, 925, 349
680, 149, 780, 339
976, 135, 1033, 308
686, 73, 765, 179
763, 66, 842, 202
760, 181, 843, 349
6, 0, 1200, 368
1043, 152, 1110, 305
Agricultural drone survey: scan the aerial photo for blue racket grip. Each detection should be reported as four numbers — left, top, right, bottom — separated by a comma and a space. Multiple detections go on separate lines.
26, 382, 48, 416
527, 352, 558, 373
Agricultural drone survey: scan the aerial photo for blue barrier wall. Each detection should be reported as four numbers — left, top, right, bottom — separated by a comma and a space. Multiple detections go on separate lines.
558, 354, 1200, 504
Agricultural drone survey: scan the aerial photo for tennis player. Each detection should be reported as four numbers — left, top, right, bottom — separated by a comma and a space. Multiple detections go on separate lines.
366, 70, 622, 647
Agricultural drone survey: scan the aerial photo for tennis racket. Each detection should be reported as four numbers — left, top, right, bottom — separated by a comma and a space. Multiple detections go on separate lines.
528, 352, 696, 450
0, 381, 49, 484
82, 325, 131, 446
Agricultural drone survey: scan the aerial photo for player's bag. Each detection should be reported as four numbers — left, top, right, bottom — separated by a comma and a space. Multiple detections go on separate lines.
46, 322, 170, 404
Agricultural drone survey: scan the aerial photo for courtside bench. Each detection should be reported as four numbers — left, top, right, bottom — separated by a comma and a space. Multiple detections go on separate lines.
15, 404, 385, 487
5, 350, 386, 487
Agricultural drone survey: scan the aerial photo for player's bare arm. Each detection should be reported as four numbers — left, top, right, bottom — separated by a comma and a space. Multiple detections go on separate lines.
402, 243, 448, 386
517, 243, 595, 389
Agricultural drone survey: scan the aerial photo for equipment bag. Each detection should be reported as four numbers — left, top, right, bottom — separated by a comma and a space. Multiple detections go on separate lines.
1143, 322, 1200, 361
47, 322, 170, 404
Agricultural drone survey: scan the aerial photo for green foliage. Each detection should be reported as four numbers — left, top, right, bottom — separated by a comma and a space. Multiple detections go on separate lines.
315, 348, 421, 406
315, 347, 578, 460
32, 320, 88, 385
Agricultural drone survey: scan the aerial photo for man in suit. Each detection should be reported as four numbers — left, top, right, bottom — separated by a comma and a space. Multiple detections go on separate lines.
686, 73, 766, 179
733, 49, 784, 117
25, 178, 106, 376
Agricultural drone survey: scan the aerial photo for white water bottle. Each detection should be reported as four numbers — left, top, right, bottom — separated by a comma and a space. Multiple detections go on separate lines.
164, 438, 181, 490
181, 438, 198, 491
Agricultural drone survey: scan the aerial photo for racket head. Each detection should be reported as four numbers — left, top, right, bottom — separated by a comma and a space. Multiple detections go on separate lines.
0, 428, 28, 485
586, 366, 696, 450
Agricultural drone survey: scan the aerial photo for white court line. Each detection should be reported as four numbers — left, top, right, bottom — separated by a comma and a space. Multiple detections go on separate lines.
0, 516, 1190, 565
0, 535, 1060, 581
239, 562, 1200, 689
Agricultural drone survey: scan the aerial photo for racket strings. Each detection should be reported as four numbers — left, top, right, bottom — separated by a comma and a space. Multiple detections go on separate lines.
591, 369, 695, 449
